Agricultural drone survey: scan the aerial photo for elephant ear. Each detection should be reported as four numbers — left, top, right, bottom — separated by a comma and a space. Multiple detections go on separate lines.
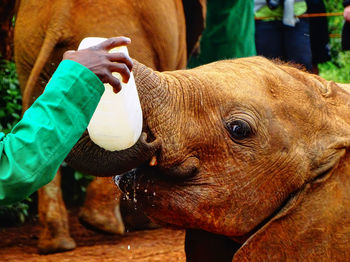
182, 0, 206, 58
232, 141, 350, 261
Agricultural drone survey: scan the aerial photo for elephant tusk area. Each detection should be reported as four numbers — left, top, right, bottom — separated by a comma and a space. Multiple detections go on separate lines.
149, 155, 158, 166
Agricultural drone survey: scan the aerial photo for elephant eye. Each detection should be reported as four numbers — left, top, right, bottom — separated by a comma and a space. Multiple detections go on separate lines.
227, 120, 252, 140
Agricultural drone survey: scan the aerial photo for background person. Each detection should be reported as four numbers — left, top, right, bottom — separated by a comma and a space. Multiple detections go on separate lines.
254, 0, 313, 72
342, 0, 350, 50
306, 0, 331, 74
188, 0, 256, 68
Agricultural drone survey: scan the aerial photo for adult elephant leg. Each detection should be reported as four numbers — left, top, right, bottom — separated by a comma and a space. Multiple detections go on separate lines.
79, 177, 125, 235
37, 168, 76, 254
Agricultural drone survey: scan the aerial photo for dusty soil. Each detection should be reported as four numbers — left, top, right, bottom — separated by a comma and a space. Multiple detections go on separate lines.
0, 209, 186, 262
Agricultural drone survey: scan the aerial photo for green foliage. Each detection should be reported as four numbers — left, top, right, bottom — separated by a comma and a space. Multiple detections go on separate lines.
0, 60, 22, 133
74, 171, 95, 193
0, 60, 29, 225
318, 0, 350, 83
71, 171, 95, 204
0, 198, 32, 227
319, 52, 350, 82
60, 165, 95, 206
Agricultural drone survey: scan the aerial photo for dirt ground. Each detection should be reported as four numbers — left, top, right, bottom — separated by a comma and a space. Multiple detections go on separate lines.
0, 209, 186, 262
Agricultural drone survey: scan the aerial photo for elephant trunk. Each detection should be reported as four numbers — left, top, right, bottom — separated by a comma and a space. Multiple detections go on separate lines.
66, 60, 165, 176
66, 131, 161, 176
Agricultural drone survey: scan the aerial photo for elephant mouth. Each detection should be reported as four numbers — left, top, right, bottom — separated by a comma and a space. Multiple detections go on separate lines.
114, 168, 151, 197
113, 166, 163, 215
114, 166, 166, 199
114, 163, 194, 207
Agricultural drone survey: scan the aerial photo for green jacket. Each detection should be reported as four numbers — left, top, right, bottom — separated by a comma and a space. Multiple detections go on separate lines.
188, 0, 256, 68
0, 60, 104, 205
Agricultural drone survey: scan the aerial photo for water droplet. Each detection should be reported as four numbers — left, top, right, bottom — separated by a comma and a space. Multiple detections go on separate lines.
113, 175, 120, 186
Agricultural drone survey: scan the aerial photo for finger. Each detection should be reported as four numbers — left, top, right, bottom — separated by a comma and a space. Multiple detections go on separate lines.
97, 37, 131, 51
108, 62, 131, 83
62, 50, 76, 60
107, 52, 133, 71
105, 74, 122, 93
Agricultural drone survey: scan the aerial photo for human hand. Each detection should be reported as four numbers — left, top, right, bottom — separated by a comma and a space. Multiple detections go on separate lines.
344, 6, 350, 22
63, 37, 133, 93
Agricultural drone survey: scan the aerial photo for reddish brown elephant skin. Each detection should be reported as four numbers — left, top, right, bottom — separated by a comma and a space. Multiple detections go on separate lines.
69, 57, 350, 261
13, 0, 205, 254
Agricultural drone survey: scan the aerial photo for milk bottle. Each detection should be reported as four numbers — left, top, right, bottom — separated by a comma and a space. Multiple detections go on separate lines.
78, 37, 142, 151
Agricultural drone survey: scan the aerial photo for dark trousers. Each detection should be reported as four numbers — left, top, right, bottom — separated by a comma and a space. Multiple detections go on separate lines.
255, 18, 313, 72
306, 0, 331, 64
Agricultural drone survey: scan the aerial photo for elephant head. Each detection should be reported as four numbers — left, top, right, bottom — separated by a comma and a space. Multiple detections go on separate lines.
67, 56, 350, 260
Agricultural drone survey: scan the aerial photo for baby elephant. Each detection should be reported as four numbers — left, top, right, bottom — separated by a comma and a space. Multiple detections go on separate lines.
68, 56, 350, 261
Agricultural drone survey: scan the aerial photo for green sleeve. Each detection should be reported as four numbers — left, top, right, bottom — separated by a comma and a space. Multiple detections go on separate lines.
0, 60, 104, 205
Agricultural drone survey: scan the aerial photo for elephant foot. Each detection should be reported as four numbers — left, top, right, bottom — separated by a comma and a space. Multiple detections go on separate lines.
37, 171, 76, 254
79, 204, 125, 235
38, 232, 76, 254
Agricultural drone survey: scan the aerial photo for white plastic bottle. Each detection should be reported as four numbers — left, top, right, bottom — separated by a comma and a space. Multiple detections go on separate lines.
78, 37, 143, 151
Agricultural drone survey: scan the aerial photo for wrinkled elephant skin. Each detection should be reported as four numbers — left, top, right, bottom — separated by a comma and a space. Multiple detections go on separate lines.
80, 56, 350, 261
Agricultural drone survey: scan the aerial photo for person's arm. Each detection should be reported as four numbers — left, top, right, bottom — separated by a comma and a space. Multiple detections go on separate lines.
0, 37, 133, 205
0, 60, 104, 205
